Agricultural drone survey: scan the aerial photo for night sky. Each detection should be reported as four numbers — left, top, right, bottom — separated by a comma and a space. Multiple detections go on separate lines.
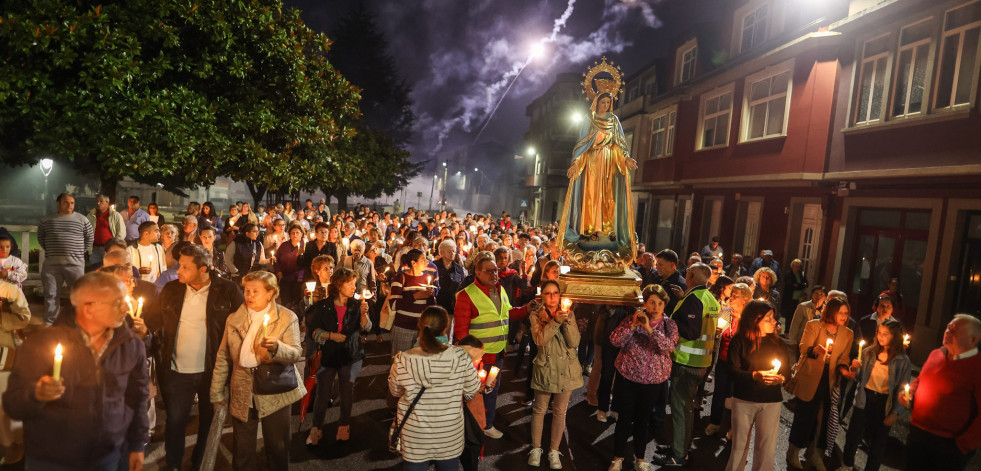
284, 0, 681, 197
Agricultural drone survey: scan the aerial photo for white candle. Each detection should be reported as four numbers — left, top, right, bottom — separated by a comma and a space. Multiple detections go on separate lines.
857, 339, 866, 360
903, 334, 910, 348
904, 383, 911, 402
487, 366, 500, 385
717, 317, 728, 329
362, 289, 372, 300
262, 313, 270, 339
125, 296, 134, 317
52, 343, 63, 381
769, 359, 781, 375
560, 297, 572, 312
135, 297, 144, 318
825, 338, 833, 360
478, 369, 487, 383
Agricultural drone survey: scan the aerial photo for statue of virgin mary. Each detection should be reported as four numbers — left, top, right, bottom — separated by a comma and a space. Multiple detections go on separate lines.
557, 57, 638, 274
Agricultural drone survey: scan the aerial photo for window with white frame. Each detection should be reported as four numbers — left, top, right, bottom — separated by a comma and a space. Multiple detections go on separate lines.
935, 1, 981, 110
893, 20, 934, 117
649, 106, 677, 159
742, 60, 793, 140
854, 35, 891, 124
697, 85, 734, 150
741, 4, 769, 52
677, 39, 698, 85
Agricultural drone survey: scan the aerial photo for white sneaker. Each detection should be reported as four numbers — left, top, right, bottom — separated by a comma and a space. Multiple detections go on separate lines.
634, 461, 653, 471
548, 450, 563, 469
528, 447, 543, 466
597, 411, 608, 422
608, 458, 623, 471
483, 426, 504, 439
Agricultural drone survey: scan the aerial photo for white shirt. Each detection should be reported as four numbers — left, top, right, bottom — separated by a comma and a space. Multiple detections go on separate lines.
954, 347, 979, 361
134, 244, 161, 282
173, 281, 211, 373
239, 304, 271, 369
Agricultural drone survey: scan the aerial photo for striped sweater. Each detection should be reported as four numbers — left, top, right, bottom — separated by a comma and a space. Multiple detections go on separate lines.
38, 212, 93, 265
388, 346, 481, 463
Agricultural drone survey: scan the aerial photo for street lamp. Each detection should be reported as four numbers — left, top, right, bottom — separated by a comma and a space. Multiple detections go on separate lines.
440, 162, 449, 212
39, 158, 53, 204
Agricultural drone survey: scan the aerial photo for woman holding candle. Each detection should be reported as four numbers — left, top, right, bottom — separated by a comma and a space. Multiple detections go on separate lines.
210, 271, 304, 471
840, 318, 910, 471
786, 297, 854, 471
199, 201, 223, 234
309, 255, 335, 305
305, 268, 371, 445
389, 306, 481, 470
526, 280, 582, 469
724, 301, 790, 471
606, 285, 678, 471
389, 249, 437, 354
706, 282, 752, 436
147, 202, 165, 225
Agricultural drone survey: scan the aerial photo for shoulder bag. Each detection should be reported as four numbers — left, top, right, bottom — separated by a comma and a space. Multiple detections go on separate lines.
389, 387, 426, 454
784, 331, 820, 394
253, 306, 300, 395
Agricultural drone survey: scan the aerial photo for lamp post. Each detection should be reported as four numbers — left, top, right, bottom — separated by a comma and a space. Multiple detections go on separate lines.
39, 158, 53, 207
428, 174, 437, 212
440, 162, 448, 212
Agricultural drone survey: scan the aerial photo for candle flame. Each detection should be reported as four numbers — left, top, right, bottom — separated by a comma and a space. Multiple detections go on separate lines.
55, 343, 62, 357
859, 340, 865, 347
718, 317, 728, 328
772, 359, 781, 370
305, 281, 316, 292
263, 314, 270, 326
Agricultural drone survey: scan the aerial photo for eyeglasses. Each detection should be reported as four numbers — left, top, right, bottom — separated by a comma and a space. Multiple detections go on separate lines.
85, 298, 125, 308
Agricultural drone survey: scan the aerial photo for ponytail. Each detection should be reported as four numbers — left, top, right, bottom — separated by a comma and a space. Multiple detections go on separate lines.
417, 306, 449, 354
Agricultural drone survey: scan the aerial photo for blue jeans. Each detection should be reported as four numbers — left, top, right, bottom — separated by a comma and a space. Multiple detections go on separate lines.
482, 357, 504, 430
40, 263, 84, 324
404, 458, 458, 471
27, 447, 121, 470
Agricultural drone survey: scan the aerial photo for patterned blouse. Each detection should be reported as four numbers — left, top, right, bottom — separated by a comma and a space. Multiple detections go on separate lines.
610, 314, 679, 385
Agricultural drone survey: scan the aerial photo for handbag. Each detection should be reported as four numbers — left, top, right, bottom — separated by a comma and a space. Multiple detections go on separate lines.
784, 332, 820, 394
252, 306, 299, 395
380, 291, 395, 331
389, 387, 426, 454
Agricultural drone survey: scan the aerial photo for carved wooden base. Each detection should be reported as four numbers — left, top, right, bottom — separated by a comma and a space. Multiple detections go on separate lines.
558, 269, 643, 306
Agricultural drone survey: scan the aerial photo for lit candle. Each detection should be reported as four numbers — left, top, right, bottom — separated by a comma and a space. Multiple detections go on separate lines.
758, 297, 766, 302
769, 359, 782, 375
354, 292, 361, 300
903, 333, 910, 348
560, 297, 572, 312
560, 265, 571, 275
825, 338, 834, 360
857, 339, 866, 360
362, 289, 372, 300
262, 313, 270, 339
904, 383, 911, 402
487, 366, 500, 385
125, 296, 134, 317
135, 297, 144, 318
426, 275, 432, 287
717, 317, 728, 329
478, 369, 487, 383
536, 286, 542, 296
147, 255, 153, 267
305, 281, 316, 297
384, 266, 391, 274
52, 343, 63, 381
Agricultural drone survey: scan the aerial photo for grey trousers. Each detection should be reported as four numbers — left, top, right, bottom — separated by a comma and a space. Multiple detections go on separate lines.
41, 263, 84, 324
669, 363, 706, 458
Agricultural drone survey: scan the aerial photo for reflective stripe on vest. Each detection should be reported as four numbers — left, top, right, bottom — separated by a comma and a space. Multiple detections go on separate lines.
670, 288, 720, 368
464, 283, 512, 354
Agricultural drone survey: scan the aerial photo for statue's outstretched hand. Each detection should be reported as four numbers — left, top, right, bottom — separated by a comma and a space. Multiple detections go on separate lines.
567, 160, 580, 179
626, 158, 638, 171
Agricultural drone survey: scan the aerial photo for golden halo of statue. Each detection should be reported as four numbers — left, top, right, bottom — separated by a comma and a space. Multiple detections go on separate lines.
580, 56, 624, 103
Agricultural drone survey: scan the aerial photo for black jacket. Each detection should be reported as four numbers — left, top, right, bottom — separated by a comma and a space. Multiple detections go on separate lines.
4, 324, 149, 467
306, 296, 367, 368
144, 273, 243, 376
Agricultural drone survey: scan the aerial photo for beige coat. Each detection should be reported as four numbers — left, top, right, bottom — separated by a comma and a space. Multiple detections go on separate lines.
210, 303, 306, 422
793, 319, 853, 402
0, 281, 30, 349
530, 302, 583, 394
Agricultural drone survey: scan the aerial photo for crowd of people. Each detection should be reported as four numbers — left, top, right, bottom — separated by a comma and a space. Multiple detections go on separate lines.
0, 194, 978, 471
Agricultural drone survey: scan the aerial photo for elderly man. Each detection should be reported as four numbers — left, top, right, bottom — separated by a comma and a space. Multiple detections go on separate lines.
86, 194, 126, 267
453, 251, 531, 439
144, 245, 243, 471
340, 239, 376, 298
180, 215, 200, 244
653, 263, 719, 467
4, 272, 149, 470
903, 314, 981, 471
38, 194, 94, 325
750, 249, 781, 274
725, 253, 749, 279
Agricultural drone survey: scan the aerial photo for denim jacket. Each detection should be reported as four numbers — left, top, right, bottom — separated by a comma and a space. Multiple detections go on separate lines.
853, 348, 912, 417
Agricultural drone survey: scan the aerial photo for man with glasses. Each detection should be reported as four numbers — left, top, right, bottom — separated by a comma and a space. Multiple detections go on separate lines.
453, 251, 531, 439
4, 272, 150, 470
180, 216, 200, 244
341, 239, 377, 298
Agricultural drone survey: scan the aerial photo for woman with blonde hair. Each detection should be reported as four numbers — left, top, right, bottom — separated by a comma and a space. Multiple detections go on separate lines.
752, 267, 781, 314
211, 271, 305, 471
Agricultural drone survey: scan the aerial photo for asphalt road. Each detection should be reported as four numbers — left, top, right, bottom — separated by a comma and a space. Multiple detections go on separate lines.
139, 334, 981, 471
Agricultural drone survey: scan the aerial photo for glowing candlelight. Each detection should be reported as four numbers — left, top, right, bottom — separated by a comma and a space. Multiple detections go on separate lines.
361, 289, 372, 300
536, 286, 542, 296
384, 266, 391, 273
758, 297, 766, 302
904, 383, 911, 402
487, 366, 500, 385
560, 265, 571, 275
769, 359, 782, 375
560, 297, 572, 312
125, 296, 134, 317
857, 340, 866, 360
342, 237, 350, 246
52, 343, 63, 381
262, 313, 270, 339
135, 297, 144, 319
717, 317, 728, 329
478, 369, 487, 383
354, 292, 361, 300
825, 338, 833, 360
903, 333, 910, 348
305, 281, 316, 296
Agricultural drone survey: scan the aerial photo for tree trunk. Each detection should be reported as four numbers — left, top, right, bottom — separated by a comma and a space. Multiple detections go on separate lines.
246, 181, 267, 209
100, 174, 120, 204
335, 191, 349, 211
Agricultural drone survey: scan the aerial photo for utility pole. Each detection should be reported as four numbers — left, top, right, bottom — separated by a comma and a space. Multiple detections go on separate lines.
440, 162, 449, 212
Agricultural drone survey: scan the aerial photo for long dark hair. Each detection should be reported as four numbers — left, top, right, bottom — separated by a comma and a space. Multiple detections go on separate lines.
418, 306, 449, 354
735, 300, 774, 349
867, 317, 905, 364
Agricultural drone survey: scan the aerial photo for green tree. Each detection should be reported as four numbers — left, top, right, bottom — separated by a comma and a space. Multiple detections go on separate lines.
0, 0, 359, 203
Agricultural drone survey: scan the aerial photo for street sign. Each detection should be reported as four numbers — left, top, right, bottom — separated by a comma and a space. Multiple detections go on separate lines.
520, 200, 528, 208
416, 192, 422, 197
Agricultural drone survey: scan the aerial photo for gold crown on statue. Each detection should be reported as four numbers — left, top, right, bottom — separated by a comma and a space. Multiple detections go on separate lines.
581, 56, 624, 102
